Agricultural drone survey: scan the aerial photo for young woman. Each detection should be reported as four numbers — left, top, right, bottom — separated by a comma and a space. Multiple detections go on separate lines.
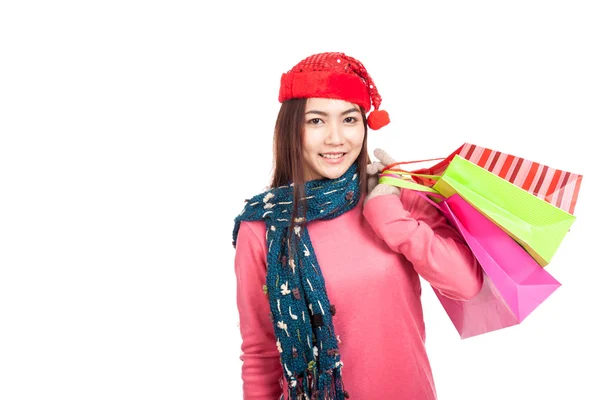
232, 52, 483, 400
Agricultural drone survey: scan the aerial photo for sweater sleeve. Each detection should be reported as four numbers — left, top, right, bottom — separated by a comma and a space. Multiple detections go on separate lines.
363, 191, 483, 300
234, 221, 284, 400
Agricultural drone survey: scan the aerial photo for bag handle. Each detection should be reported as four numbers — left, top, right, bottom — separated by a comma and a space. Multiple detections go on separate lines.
381, 162, 444, 180
378, 173, 447, 212
415, 192, 446, 212
379, 174, 439, 193
381, 158, 444, 174
383, 158, 445, 169
379, 166, 443, 188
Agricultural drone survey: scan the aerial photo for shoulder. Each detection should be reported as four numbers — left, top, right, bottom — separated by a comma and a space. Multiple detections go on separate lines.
234, 221, 268, 276
238, 220, 267, 240
400, 188, 439, 214
236, 220, 267, 254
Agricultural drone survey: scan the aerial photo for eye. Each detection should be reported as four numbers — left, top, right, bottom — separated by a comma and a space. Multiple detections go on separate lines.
344, 116, 358, 123
307, 118, 323, 125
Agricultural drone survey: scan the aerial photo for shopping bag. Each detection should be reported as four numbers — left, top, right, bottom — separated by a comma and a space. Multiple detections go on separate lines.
430, 155, 576, 267
397, 142, 583, 214
429, 192, 561, 338
378, 175, 561, 338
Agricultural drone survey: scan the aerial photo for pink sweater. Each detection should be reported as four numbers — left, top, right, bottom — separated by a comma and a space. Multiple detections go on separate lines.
234, 191, 483, 399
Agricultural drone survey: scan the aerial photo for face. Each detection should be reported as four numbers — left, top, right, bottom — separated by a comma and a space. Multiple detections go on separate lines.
302, 98, 365, 181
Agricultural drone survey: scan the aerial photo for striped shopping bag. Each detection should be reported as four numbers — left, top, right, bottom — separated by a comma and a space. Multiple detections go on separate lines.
403, 143, 583, 214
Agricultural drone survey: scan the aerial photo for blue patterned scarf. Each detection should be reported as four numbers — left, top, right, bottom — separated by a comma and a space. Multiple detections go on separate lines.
233, 163, 360, 400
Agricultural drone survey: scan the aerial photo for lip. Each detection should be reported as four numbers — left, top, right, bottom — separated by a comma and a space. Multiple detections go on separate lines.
319, 152, 346, 164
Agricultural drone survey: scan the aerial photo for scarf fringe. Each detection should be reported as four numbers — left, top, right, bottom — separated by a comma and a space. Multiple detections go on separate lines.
287, 366, 349, 400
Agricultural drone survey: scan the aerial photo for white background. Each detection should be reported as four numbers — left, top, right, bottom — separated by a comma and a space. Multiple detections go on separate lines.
1, 1, 599, 399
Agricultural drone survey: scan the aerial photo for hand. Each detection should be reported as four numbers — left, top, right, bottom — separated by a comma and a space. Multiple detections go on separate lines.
365, 148, 400, 204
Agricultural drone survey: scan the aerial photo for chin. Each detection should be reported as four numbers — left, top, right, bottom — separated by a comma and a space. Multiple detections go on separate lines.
317, 163, 352, 180
320, 172, 344, 180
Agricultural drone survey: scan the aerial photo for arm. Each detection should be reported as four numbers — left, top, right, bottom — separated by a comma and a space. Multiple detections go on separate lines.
363, 191, 483, 300
234, 222, 284, 399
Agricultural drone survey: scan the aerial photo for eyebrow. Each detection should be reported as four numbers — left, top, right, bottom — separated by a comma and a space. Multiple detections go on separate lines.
305, 107, 360, 116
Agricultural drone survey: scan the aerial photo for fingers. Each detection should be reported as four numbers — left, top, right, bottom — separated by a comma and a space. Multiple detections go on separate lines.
366, 160, 395, 194
366, 162, 378, 175
373, 148, 397, 166
366, 161, 385, 175
366, 162, 380, 194
365, 183, 400, 204
367, 175, 378, 194
371, 184, 400, 197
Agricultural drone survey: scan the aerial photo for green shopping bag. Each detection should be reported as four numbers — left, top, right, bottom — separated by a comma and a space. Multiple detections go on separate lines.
427, 155, 575, 267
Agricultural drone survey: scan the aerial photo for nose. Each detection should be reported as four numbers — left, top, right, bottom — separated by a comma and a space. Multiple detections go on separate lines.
324, 121, 344, 145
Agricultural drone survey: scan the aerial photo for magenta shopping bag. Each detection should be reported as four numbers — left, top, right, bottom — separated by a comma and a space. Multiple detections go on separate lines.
419, 192, 562, 339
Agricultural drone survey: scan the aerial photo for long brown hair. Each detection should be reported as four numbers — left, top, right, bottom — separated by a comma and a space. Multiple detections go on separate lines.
270, 98, 370, 240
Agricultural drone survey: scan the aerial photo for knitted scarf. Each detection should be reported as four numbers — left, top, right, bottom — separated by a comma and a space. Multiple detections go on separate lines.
232, 163, 360, 400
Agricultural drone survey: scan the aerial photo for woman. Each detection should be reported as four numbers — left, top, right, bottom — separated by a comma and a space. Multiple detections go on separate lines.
232, 52, 483, 400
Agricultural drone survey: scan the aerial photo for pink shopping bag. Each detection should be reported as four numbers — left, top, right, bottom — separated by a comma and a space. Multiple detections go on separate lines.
419, 192, 562, 338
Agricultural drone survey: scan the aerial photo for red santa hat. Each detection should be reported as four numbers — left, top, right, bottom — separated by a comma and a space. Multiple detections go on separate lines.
278, 52, 390, 130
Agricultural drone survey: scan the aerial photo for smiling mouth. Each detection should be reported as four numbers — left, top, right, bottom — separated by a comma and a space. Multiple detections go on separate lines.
319, 153, 346, 159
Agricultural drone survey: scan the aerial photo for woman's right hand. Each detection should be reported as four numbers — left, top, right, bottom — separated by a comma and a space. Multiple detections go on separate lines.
365, 148, 400, 203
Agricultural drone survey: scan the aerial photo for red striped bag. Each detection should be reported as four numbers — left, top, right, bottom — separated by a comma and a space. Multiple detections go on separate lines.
403, 143, 583, 214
